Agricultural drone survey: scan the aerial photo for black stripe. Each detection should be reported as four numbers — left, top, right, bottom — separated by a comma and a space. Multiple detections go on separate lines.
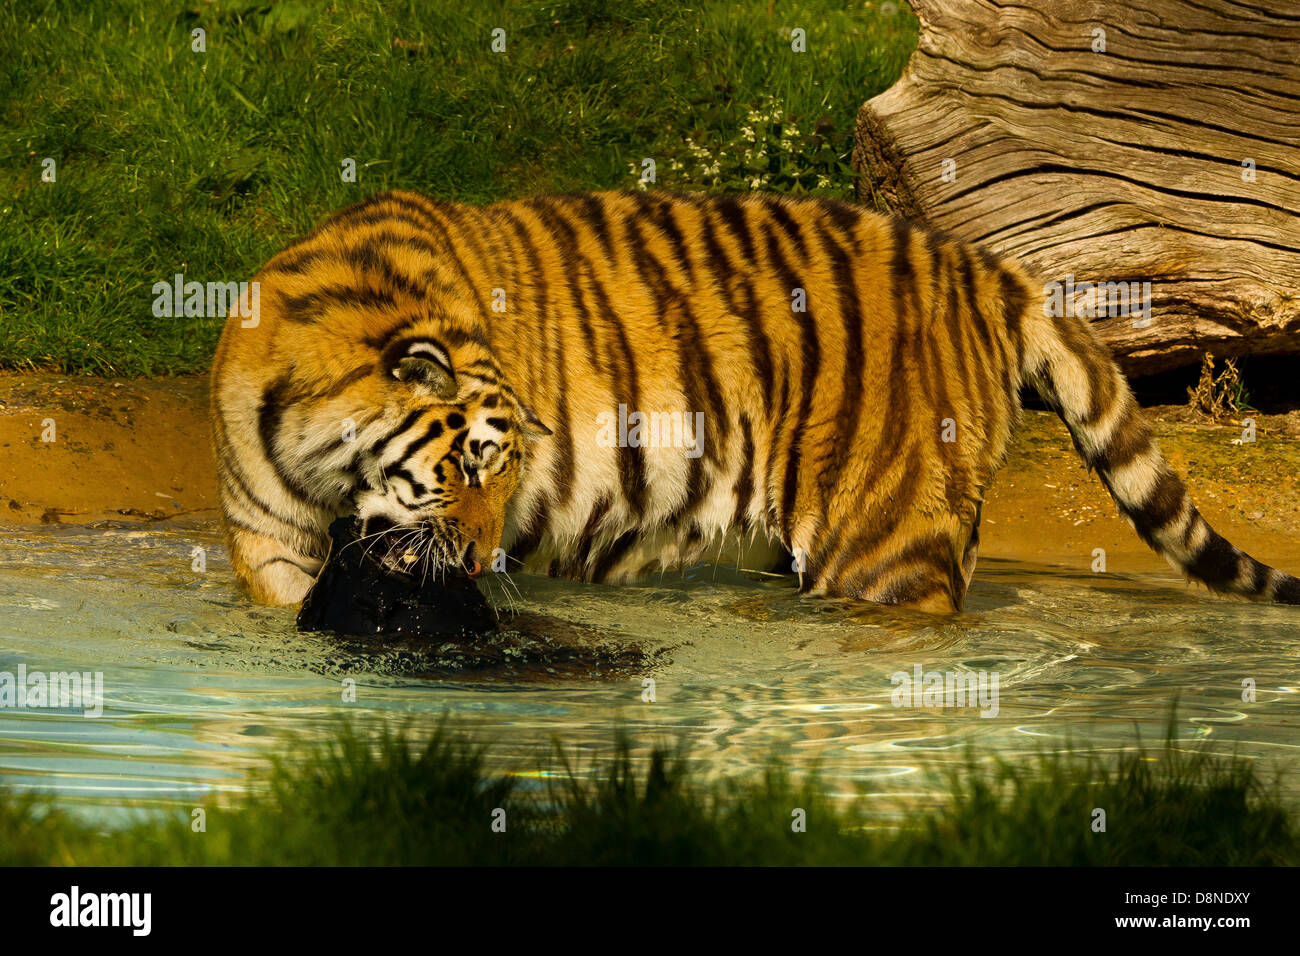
912, 234, 966, 511
440, 325, 491, 349
223, 512, 327, 560
1274, 574, 1300, 604
213, 421, 319, 537
321, 362, 375, 399
846, 532, 954, 599
355, 197, 490, 317
326, 209, 435, 238
997, 268, 1027, 360
265, 246, 334, 275
629, 209, 728, 462
396, 417, 446, 462
257, 377, 318, 503
253, 555, 318, 574
216, 450, 312, 534
589, 272, 649, 517
528, 205, 602, 509
762, 212, 820, 541
697, 207, 774, 415
814, 443, 922, 584
531, 202, 601, 368
590, 529, 641, 583
876, 221, 918, 468
506, 501, 549, 563
1126, 469, 1187, 537
518, 206, 579, 503
279, 284, 400, 324
426, 201, 498, 288
731, 413, 756, 531
346, 238, 431, 300
371, 408, 429, 461
264, 229, 443, 280
714, 196, 758, 262
768, 201, 810, 259
1185, 530, 1242, 589
953, 246, 995, 357
576, 194, 617, 261
496, 209, 552, 407
568, 495, 614, 575
816, 199, 863, 253
634, 193, 697, 286
623, 215, 710, 521
391, 466, 428, 499
959, 242, 1019, 428
815, 216, 865, 500
922, 313, 966, 513
551, 319, 576, 499
940, 241, 991, 440
1089, 410, 1151, 474
764, 370, 790, 529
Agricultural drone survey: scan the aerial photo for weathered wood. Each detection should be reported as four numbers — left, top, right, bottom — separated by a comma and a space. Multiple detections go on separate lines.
853, 0, 1300, 375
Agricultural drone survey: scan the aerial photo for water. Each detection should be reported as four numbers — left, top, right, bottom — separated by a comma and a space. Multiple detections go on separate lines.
2, 523, 1298, 826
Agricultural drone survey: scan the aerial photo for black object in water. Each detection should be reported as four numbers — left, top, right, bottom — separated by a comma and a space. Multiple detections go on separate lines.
297, 517, 495, 638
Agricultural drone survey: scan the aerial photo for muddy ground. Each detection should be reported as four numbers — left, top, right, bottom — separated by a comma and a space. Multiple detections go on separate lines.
2, 372, 1298, 579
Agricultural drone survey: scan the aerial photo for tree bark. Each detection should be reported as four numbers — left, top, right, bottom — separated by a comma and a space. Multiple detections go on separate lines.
852, 0, 1300, 375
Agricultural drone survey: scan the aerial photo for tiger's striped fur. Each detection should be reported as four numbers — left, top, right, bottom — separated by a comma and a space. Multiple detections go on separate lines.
211, 190, 1300, 613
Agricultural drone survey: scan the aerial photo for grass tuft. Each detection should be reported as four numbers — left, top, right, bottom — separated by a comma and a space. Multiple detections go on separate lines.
2, 717, 1295, 866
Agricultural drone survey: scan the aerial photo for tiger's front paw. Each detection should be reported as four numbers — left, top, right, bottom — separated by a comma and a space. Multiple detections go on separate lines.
247, 559, 319, 606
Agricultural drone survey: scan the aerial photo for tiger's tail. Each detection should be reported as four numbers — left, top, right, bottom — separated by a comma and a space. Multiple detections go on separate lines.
1012, 268, 1300, 605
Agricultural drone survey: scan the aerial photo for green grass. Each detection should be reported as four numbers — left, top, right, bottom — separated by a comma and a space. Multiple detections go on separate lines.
3, 720, 1295, 865
0, 0, 918, 376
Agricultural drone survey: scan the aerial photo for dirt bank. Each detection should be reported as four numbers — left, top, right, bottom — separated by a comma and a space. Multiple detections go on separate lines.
2, 373, 1297, 577
0, 374, 217, 527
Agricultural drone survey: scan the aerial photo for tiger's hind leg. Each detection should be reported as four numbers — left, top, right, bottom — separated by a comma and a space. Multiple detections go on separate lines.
803, 508, 981, 615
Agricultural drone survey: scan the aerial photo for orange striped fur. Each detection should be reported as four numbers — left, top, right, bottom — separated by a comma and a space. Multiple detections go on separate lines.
211, 190, 1300, 612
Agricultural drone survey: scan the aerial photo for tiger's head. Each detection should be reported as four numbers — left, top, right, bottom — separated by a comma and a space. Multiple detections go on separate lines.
351, 335, 549, 581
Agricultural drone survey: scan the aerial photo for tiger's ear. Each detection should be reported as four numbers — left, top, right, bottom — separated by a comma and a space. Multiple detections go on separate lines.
393, 356, 457, 400
390, 341, 457, 400
518, 403, 552, 440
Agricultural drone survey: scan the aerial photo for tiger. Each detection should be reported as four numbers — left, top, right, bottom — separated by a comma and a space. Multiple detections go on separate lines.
209, 189, 1300, 614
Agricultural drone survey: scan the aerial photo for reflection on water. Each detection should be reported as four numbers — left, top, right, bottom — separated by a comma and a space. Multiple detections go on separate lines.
1, 524, 1297, 825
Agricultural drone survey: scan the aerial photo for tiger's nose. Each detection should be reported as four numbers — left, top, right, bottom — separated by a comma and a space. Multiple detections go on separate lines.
461, 541, 483, 578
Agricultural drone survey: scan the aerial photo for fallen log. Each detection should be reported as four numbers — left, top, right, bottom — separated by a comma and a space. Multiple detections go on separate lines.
852, 0, 1300, 375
